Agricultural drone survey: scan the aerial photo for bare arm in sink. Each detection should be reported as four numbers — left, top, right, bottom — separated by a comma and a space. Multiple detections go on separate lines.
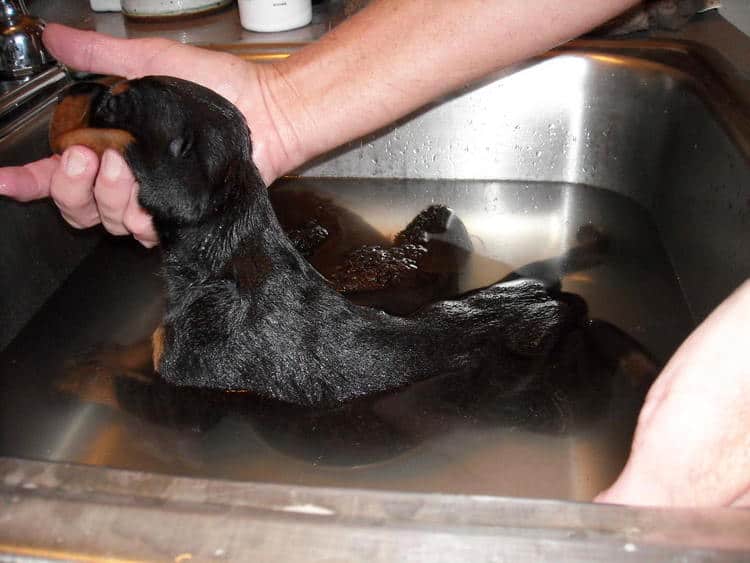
0, 0, 638, 244
595, 280, 750, 507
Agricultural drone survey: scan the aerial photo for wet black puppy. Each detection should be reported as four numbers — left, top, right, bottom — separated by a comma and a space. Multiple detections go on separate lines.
51, 76, 586, 407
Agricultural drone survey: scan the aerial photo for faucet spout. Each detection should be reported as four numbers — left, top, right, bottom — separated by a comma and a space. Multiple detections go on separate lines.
0, 0, 54, 80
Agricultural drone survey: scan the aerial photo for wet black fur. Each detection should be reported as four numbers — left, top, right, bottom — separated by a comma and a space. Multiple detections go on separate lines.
82, 76, 587, 407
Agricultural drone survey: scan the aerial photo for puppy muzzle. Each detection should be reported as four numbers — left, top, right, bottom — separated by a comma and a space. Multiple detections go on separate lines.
49, 78, 135, 157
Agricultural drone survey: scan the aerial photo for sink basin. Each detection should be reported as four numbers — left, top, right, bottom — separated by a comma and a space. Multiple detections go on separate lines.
0, 40, 748, 510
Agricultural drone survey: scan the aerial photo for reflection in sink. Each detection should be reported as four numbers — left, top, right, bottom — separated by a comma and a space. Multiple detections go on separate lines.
0, 43, 748, 501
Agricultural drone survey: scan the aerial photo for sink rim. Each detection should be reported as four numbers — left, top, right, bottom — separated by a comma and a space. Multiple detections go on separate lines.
2, 455, 750, 560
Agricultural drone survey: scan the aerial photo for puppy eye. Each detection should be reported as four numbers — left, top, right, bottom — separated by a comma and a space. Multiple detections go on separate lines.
169, 134, 193, 158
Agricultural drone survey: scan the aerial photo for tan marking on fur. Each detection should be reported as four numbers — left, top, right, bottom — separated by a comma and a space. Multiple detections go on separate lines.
100, 76, 125, 87
48, 93, 93, 151
110, 81, 130, 95
51, 128, 135, 157
152, 325, 165, 373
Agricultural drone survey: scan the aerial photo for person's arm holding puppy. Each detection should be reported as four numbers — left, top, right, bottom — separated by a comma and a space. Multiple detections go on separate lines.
0, 0, 637, 244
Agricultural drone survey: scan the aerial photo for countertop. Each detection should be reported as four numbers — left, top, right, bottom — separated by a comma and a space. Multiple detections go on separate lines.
33, 0, 335, 46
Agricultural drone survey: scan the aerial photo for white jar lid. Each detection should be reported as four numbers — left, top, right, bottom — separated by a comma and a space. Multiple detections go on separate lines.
238, 0, 313, 32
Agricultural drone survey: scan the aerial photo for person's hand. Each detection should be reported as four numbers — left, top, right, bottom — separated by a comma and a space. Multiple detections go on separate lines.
0, 24, 298, 246
595, 280, 750, 507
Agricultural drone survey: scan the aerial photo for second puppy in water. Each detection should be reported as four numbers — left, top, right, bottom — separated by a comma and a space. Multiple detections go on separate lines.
50, 77, 586, 407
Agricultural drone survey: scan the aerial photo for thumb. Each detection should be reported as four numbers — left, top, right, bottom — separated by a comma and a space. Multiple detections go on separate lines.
43, 23, 175, 78
0, 157, 60, 202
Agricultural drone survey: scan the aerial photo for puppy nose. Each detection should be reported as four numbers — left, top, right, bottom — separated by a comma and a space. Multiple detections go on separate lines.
96, 93, 121, 126
100, 79, 130, 115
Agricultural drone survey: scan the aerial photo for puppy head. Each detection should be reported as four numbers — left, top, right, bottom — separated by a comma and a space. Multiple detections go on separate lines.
50, 76, 254, 228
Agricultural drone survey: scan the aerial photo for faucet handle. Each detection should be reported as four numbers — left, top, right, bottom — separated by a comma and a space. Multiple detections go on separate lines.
0, 0, 54, 80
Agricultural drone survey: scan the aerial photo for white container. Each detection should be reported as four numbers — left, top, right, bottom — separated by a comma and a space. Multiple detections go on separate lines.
121, 0, 233, 19
90, 0, 121, 11
238, 0, 312, 32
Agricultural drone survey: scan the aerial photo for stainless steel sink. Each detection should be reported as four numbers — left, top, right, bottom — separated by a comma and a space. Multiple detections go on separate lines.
1, 38, 749, 558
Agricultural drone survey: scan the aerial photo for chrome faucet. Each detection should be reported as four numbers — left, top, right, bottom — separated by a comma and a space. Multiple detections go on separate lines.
0, 0, 54, 80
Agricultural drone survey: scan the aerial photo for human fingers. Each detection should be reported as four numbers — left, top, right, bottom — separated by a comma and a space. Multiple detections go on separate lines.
94, 150, 137, 236
49, 146, 101, 229
0, 156, 60, 202
94, 150, 158, 245
43, 24, 247, 103
43, 23, 176, 80
123, 184, 158, 248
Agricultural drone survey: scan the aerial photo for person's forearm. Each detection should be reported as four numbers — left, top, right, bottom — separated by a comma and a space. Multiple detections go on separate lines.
261, 0, 639, 177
